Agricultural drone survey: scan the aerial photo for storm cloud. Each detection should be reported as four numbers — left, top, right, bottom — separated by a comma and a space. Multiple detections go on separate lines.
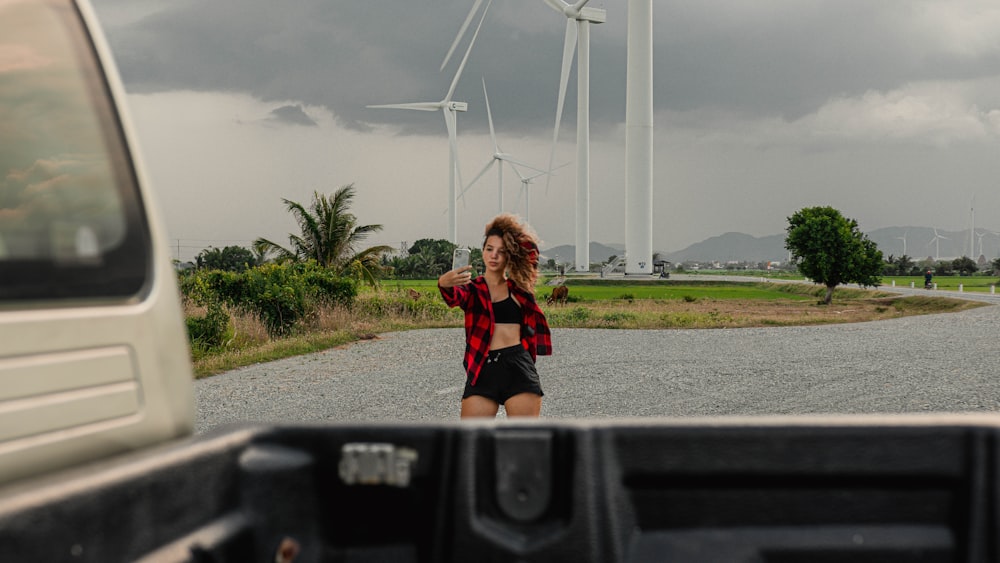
87, 0, 1000, 260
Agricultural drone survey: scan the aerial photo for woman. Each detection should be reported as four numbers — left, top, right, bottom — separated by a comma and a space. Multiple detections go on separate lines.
438, 214, 552, 418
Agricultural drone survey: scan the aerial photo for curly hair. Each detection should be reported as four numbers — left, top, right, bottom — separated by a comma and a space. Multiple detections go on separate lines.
483, 213, 541, 294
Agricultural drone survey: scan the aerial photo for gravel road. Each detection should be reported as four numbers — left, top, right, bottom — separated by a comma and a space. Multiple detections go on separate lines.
195, 288, 1000, 433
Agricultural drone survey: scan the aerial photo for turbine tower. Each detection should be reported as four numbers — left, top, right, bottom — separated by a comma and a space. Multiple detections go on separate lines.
969, 194, 975, 258
543, 0, 606, 272
367, 0, 492, 243
625, 0, 653, 275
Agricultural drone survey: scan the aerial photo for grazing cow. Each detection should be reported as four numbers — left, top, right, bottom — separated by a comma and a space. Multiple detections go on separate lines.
547, 285, 569, 305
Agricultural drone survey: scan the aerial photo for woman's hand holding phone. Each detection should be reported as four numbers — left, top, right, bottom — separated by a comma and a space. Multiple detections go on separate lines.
439, 264, 473, 288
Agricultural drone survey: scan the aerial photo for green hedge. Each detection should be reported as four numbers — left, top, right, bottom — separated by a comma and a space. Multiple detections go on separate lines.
185, 301, 232, 356
180, 261, 357, 336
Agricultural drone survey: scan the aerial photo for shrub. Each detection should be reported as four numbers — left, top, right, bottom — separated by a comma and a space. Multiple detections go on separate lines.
600, 311, 637, 327
353, 289, 454, 321
185, 301, 232, 351
179, 261, 358, 336
546, 306, 591, 326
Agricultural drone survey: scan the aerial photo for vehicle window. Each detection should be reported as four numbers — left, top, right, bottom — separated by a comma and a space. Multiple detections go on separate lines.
0, 0, 149, 304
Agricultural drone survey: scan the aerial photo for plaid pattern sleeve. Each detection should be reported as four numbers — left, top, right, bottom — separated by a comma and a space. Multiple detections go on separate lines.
440, 279, 493, 384
511, 283, 552, 360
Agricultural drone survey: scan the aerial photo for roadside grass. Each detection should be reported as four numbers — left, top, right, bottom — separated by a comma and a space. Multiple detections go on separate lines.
883, 276, 1000, 292
190, 280, 987, 377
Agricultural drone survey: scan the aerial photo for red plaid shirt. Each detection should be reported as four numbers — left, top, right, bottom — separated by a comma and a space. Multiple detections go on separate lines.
439, 277, 552, 385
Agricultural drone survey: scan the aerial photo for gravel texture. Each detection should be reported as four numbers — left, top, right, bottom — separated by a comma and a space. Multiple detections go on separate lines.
195, 288, 1000, 433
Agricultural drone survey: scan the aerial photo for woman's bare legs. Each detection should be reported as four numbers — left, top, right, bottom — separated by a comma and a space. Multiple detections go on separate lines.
461, 395, 500, 418
504, 393, 542, 417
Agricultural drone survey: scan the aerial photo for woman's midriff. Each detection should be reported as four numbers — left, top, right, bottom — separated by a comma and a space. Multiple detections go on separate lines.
490, 322, 521, 350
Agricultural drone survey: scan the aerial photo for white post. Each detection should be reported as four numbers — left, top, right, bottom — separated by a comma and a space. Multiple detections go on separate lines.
991, 285, 995, 294
575, 21, 591, 272
910, 281, 914, 288
959, 283, 963, 292
891, 280, 895, 287
625, 0, 653, 275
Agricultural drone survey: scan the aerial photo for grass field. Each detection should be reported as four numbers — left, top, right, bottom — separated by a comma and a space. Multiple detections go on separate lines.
191, 277, 989, 376
883, 276, 1000, 292
391, 273, 1000, 293
385, 278, 856, 302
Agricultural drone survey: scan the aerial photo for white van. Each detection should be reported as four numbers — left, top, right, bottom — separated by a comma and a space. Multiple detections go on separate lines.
0, 0, 194, 486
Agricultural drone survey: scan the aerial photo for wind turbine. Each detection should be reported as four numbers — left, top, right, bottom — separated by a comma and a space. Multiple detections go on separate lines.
543, 0, 606, 272
975, 230, 987, 258
512, 162, 569, 224
459, 78, 548, 214
926, 228, 948, 261
896, 230, 908, 255
512, 169, 548, 224
367, 0, 492, 243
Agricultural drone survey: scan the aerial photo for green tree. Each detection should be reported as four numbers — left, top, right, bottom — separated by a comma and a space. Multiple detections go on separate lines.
408, 238, 456, 277
195, 245, 256, 272
951, 256, 979, 276
935, 260, 954, 276
785, 206, 883, 305
882, 254, 914, 276
896, 254, 914, 276
882, 254, 897, 276
253, 185, 393, 286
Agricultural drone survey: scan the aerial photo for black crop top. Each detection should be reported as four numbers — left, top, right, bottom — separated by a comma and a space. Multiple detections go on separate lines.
492, 294, 521, 324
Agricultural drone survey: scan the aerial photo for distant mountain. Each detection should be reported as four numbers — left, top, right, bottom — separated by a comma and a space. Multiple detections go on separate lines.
541, 242, 622, 264
543, 226, 1000, 266
664, 232, 787, 263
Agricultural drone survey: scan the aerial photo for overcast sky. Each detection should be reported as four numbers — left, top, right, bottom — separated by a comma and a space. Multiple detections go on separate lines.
88, 0, 1000, 262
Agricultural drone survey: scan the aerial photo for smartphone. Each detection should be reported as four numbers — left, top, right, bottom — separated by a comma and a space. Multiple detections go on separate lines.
452, 247, 470, 271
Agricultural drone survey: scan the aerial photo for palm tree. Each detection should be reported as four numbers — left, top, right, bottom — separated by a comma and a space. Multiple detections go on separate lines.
254, 185, 393, 285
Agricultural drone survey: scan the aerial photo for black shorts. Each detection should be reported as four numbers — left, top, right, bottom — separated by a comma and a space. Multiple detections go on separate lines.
464, 345, 544, 403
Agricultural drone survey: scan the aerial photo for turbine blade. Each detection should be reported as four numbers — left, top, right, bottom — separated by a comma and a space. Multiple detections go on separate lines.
367, 102, 440, 111
446, 0, 492, 102
542, 0, 567, 13
441, 0, 484, 72
549, 161, 572, 173
482, 77, 498, 150
510, 162, 529, 181
570, 0, 591, 12
461, 159, 496, 198
547, 18, 577, 193
503, 157, 548, 174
